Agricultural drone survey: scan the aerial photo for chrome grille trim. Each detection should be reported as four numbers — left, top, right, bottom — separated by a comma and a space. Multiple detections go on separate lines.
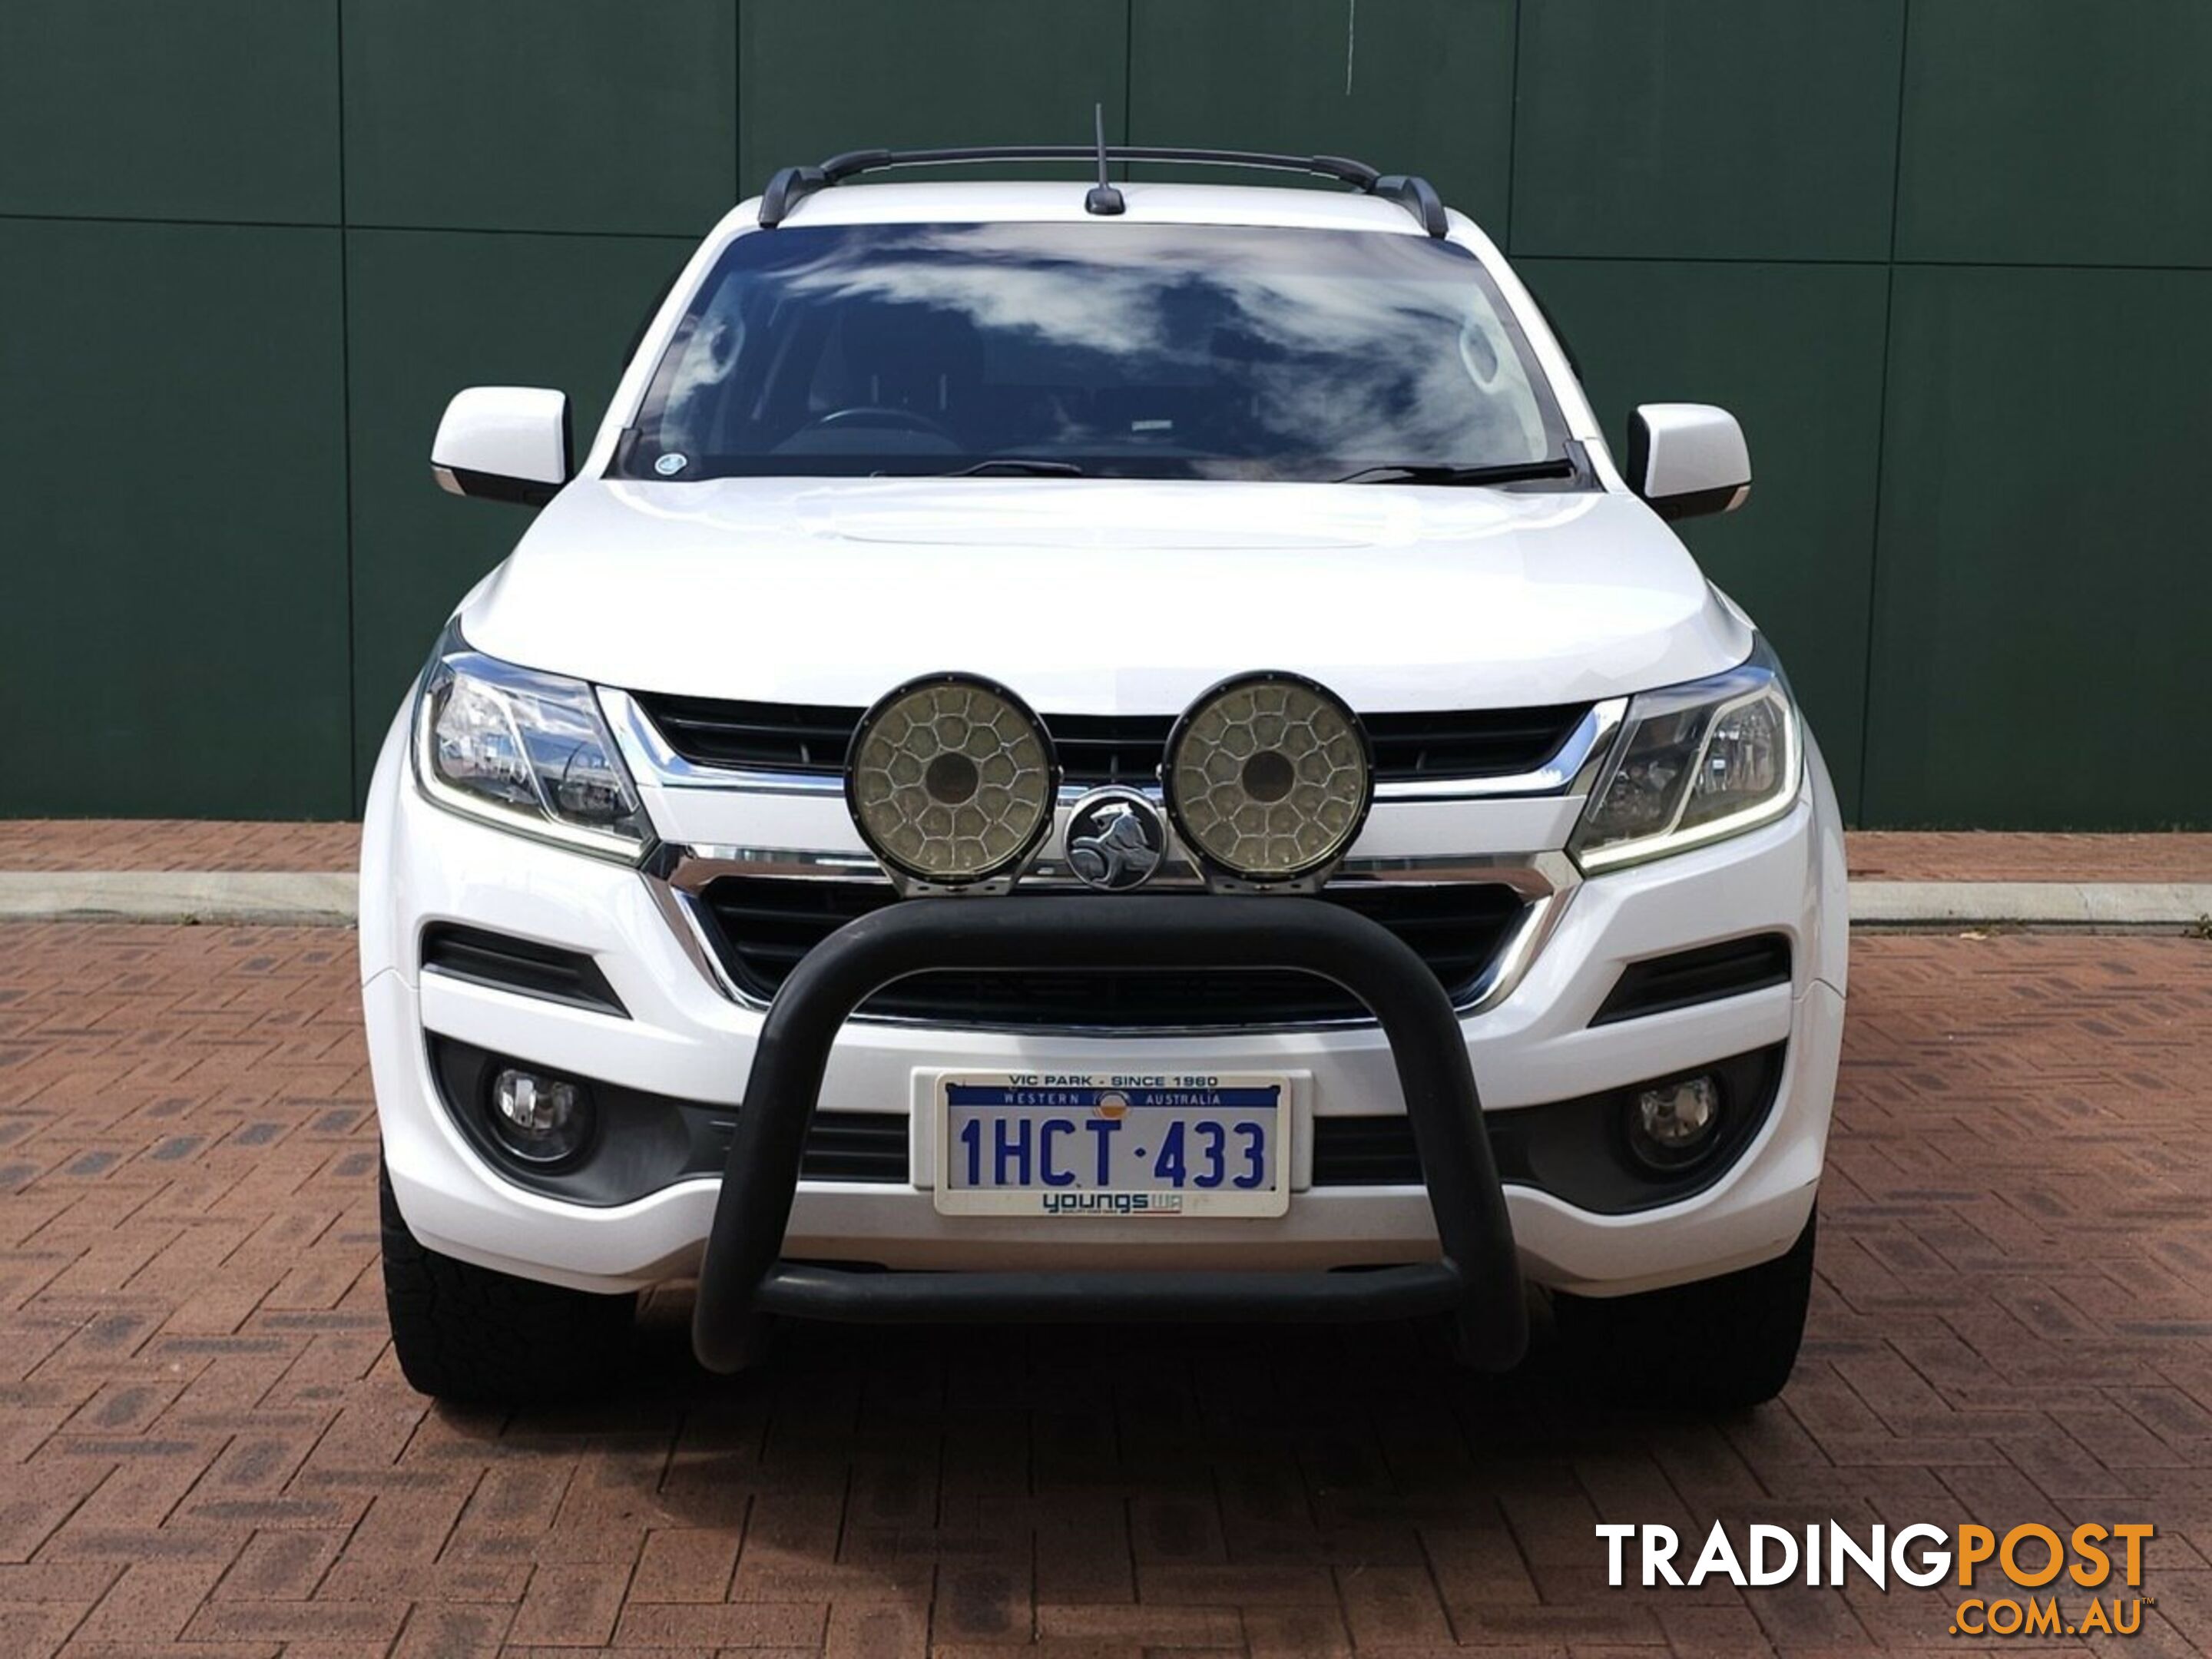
602, 686, 1627, 806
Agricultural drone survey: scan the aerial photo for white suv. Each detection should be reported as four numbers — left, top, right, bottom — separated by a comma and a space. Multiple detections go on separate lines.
362, 144, 1846, 1409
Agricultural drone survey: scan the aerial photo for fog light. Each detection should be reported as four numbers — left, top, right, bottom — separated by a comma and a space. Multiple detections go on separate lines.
1628, 1073, 1721, 1169
1162, 671, 1373, 889
844, 673, 1058, 892
489, 1067, 592, 1164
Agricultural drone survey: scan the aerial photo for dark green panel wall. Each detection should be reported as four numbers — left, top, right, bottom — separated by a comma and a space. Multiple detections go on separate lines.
0, 1, 339, 222
1896, 0, 2212, 265
1, 0, 2206, 826
1129, 0, 1515, 230
737, 0, 1131, 184
1866, 267, 2212, 827
1519, 260, 1889, 821
343, 0, 737, 237
0, 220, 351, 817
346, 229, 697, 793
1511, 0, 1905, 260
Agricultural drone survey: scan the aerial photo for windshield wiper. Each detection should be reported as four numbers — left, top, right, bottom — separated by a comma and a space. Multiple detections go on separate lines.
905, 458, 1089, 478
1333, 458, 1578, 487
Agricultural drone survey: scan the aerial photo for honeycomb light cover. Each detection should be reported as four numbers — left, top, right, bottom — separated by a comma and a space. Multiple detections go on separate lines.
844, 674, 1058, 891
1163, 672, 1373, 889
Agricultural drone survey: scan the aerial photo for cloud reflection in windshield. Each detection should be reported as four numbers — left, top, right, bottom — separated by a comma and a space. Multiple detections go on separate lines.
640, 221, 1556, 478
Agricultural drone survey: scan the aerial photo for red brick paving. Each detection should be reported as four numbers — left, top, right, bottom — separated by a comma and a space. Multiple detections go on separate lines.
0, 821, 362, 873
0, 925, 2209, 1654
6, 820, 2212, 884
1844, 832, 2212, 884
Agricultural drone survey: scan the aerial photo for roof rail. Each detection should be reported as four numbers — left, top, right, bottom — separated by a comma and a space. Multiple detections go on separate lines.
755, 146, 1450, 237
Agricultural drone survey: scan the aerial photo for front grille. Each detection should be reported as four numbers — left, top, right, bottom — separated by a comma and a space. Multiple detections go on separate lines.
1037, 711, 1174, 788
636, 694, 858, 772
793, 1112, 909, 1182
1309, 1117, 1427, 1186
694, 876, 1528, 1028
633, 691, 1588, 786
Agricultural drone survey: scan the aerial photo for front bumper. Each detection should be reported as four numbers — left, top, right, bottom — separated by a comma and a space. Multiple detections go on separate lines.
688, 894, 1527, 1370
362, 708, 1847, 1311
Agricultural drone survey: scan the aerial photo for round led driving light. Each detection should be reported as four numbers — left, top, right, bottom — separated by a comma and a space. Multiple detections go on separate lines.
1163, 671, 1373, 886
844, 673, 1058, 889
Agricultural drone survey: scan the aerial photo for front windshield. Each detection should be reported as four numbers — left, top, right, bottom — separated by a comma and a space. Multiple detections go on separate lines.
614, 220, 1569, 482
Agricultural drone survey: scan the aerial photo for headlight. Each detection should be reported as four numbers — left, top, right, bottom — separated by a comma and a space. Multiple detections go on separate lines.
844, 673, 1058, 892
1568, 643, 1800, 873
1163, 671, 1373, 889
412, 623, 650, 860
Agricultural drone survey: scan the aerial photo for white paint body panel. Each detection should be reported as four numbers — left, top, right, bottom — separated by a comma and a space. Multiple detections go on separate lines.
465, 478, 1749, 712
431, 386, 568, 492
363, 717, 1846, 1299
366, 177, 1845, 1305
1634, 402, 1752, 508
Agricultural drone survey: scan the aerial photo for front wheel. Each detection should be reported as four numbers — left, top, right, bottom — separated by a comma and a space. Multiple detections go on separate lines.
379, 1160, 636, 1405
1552, 1208, 1816, 1410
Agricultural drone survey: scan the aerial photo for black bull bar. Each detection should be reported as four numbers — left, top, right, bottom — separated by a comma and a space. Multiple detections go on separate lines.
692, 895, 1528, 1373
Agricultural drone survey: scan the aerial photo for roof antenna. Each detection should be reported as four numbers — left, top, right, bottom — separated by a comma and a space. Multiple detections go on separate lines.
1084, 102, 1124, 216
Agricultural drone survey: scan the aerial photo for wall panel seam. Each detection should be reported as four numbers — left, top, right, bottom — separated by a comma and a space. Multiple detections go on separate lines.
0, 210, 724, 243
2, 224, 2198, 274
1503, 0, 1522, 250
1122, 0, 1134, 156
1856, 0, 1914, 820
338, 0, 359, 813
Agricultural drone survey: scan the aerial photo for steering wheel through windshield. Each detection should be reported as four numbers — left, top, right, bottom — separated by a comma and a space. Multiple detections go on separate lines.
800, 406, 959, 442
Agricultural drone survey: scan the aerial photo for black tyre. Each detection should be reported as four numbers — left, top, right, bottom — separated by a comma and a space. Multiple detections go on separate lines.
379, 1160, 636, 1405
1553, 1209, 1816, 1410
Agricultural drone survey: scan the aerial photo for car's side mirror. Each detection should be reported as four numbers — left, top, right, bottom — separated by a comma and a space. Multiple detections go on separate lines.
1626, 403, 1750, 522
431, 386, 572, 506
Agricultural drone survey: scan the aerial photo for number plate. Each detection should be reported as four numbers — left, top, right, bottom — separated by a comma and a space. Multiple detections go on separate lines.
934, 1071, 1290, 1217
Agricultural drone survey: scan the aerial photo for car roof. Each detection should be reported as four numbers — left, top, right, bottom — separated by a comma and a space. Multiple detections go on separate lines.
740, 178, 1450, 237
